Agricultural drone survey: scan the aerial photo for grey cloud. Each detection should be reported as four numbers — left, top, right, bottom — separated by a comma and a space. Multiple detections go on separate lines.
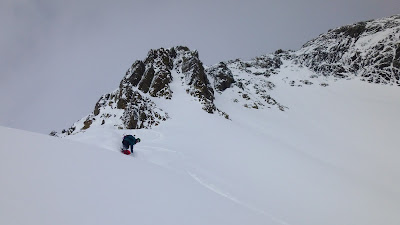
1, 0, 399, 133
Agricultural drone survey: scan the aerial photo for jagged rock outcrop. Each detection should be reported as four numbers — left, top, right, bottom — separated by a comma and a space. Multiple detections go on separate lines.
125, 48, 174, 99
207, 62, 235, 92
59, 46, 221, 135
295, 15, 400, 85
124, 46, 216, 112
60, 88, 169, 136
175, 47, 216, 113
207, 54, 286, 111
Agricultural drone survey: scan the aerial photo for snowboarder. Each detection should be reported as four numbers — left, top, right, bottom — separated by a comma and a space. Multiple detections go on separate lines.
122, 134, 141, 155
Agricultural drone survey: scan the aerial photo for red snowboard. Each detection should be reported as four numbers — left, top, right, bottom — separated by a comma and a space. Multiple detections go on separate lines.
121, 150, 131, 155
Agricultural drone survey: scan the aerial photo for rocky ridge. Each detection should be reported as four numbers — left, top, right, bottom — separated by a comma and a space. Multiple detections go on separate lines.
56, 14, 400, 136
294, 14, 400, 84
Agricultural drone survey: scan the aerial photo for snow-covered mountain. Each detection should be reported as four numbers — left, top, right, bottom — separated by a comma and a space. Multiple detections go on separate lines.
3, 14, 399, 225
56, 14, 400, 136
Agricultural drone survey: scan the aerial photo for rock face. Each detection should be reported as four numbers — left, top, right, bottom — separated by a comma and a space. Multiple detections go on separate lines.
295, 15, 400, 84
60, 46, 220, 135
207, 62, 235, 92
205, 53, 286, 111
58, 15, 400, 136
127, 48, 174, 98
123, 47, 216, 111
60, 88, 168, 136
175, 47, 216, 113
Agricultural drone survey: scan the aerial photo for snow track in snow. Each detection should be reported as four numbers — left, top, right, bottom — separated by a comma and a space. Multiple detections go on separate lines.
186, 170, 291, 225
131, 132, 292, 225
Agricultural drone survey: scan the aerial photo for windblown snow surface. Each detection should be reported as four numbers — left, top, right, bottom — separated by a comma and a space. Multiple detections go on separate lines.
1, 62, 400, 225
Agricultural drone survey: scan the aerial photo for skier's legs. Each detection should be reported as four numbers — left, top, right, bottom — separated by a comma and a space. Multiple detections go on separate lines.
122, 140, 129, 150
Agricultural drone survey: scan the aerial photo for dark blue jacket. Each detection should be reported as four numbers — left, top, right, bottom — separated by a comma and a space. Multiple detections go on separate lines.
123, 135, 136, 145
123, 135, 136, 152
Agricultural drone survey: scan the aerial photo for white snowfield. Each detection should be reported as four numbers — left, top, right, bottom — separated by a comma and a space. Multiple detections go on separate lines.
2, 64, 400, 225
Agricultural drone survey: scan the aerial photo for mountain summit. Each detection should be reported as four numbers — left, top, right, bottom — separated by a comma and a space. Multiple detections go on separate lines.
57, 14, 400, 136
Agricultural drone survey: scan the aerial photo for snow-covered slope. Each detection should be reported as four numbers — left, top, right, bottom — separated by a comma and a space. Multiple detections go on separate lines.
0, 126, 268, 225
2, 71, 400, 224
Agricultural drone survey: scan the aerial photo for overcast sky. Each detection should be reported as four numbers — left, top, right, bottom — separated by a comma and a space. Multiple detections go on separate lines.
1, 0, 399, 134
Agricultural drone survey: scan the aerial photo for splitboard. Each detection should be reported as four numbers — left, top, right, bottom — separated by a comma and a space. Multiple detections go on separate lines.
121, 149, 131, 155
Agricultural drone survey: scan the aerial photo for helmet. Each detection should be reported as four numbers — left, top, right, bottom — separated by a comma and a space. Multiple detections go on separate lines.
136, 138, 141, 143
